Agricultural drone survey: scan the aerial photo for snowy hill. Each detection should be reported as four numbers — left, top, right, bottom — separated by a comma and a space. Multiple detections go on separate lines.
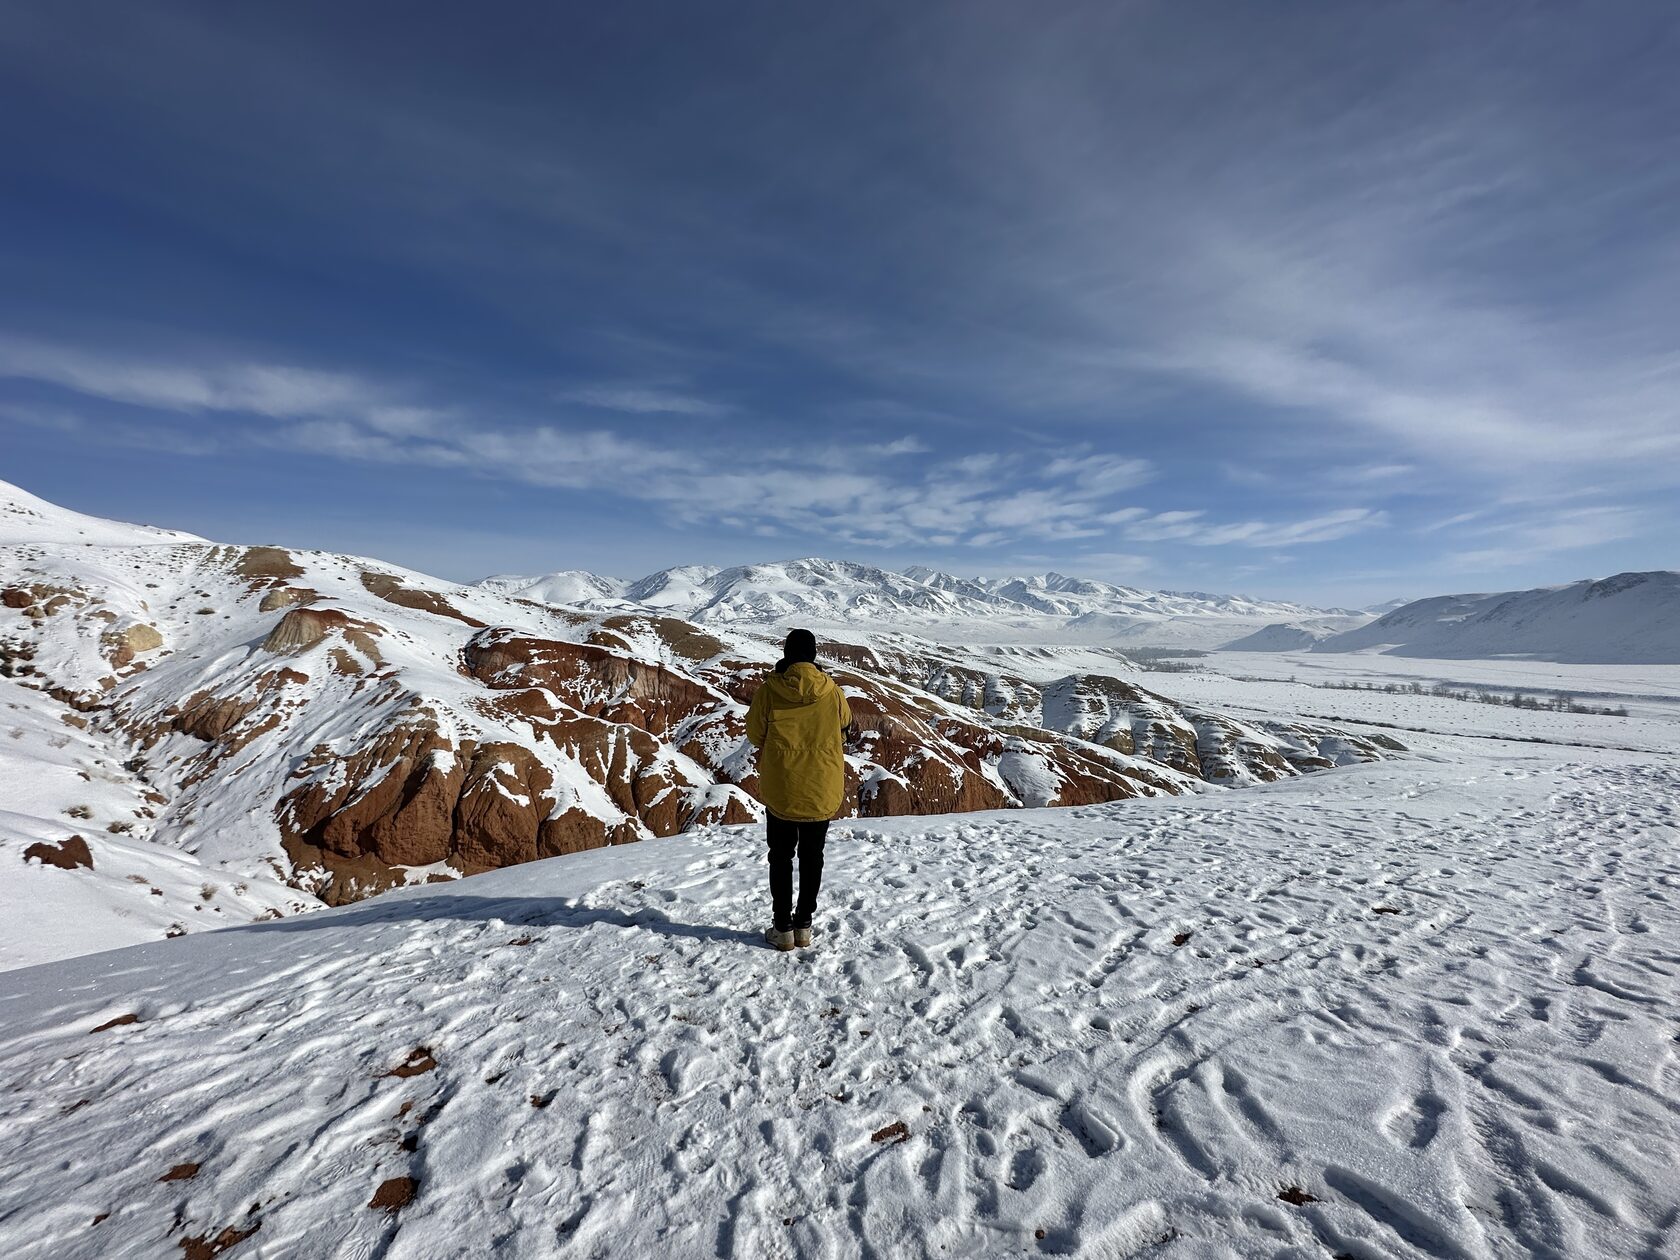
1219, 621, 1346, 652
486, 559, 1367, 650
1312, 572, 1680, 664
0, 481, 204, 547
476, 570, 629, 607
1, 479, 1394, 969
2, 750, 1676, 1258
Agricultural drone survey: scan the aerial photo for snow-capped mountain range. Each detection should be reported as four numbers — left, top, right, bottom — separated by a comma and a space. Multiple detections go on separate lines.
479, 558, 1367, 649
481, 559, 1680, 663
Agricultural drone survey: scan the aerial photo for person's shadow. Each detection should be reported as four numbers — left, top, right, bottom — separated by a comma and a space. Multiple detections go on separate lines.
232, 892, 765, 947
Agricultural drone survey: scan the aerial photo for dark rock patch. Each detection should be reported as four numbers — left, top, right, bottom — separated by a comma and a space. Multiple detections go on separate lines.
24, 836, 93, 870
386, 1047, 437, 1078
369, 1176, 416, 1213
179, 1222, 258, 1259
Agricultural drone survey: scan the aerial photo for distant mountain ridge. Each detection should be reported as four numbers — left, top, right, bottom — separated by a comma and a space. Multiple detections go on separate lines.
1307, 571, 1680, 664
480, 557, 1360, 647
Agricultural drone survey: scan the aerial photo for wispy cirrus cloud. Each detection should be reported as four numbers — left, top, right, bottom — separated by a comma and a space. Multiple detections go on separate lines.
559, 384, 732, 416
1434, 505, 1649, 574
1123, 507, 1386, 548
0, 339, 1161, 551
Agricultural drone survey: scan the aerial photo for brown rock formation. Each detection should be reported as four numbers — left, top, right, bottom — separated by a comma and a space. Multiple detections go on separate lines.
261, 607, 384, 660
258, 587, 317, 613
101, 622, 164, 669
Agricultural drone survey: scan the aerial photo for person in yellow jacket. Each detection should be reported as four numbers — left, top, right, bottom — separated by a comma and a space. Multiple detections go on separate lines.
745, 628, 852, 951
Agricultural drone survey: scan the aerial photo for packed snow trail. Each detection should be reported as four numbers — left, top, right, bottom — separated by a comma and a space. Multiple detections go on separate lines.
1, 752, 1677, 1258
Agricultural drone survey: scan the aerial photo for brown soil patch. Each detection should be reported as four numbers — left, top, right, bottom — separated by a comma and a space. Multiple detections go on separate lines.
870, 1121, 910, 1145
24, 836, 93, 870
91, 1013, 139, 1033
1171, 931, 1192, 947
368, 1176, 417, 1213
360, 572, 485, 627
1277, 1185, 1319, 1205
179, 1222, 258, 1259
235, 546, 305, 583
386, 1047, 437, 1078
160, 1162, 201, 1182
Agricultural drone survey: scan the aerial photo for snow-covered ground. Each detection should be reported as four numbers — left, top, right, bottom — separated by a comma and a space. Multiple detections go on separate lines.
2, 727, 1676, 1258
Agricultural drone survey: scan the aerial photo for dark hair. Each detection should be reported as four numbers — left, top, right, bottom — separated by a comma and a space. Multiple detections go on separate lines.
776, 627, 817, 672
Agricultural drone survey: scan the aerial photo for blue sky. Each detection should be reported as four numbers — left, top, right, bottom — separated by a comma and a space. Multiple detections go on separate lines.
1, 1, 1675, 606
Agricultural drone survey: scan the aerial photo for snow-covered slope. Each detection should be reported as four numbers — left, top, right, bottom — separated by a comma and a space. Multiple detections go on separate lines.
0, 673, 304, 970
1312, 571, 1680, 664
487, 559, 1367, 650
2, 746, 1675, 1258
1220, 620, 1357, 652
0, 481, 204, 547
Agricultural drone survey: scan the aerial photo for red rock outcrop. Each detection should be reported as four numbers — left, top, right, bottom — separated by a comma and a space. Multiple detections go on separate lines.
23, 835, 94, 870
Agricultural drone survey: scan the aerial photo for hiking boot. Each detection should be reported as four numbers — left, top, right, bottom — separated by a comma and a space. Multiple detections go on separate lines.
765, 926, 796, 952
793, 926, 813, 948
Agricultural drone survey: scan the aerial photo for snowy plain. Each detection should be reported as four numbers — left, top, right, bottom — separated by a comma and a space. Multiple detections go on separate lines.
2, 701, 1678, 1258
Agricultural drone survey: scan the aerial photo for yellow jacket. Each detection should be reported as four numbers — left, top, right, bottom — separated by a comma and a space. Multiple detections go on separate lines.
745, 662, 852, 821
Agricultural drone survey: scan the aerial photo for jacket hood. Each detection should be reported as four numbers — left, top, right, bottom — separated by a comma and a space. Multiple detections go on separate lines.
765, 660, 833, 705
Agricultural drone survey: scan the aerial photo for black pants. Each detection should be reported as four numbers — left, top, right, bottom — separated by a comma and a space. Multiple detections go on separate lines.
767, 813, 828, 931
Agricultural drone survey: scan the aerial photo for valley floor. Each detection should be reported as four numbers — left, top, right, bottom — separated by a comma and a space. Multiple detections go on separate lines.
2, 739, 1678, 1258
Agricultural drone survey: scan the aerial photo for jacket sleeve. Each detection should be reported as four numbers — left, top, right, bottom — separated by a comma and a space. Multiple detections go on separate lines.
746, 685, 768, 748
837, 688, 852, 732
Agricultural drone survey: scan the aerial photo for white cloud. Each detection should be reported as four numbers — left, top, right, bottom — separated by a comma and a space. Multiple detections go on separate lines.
560, 385, 731, 416
1124, 507, 1384, 548
0, 336, 408, 422
1438, 505, 1647, 572
2, 337, 1410, 560
866, 436, 931, 457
